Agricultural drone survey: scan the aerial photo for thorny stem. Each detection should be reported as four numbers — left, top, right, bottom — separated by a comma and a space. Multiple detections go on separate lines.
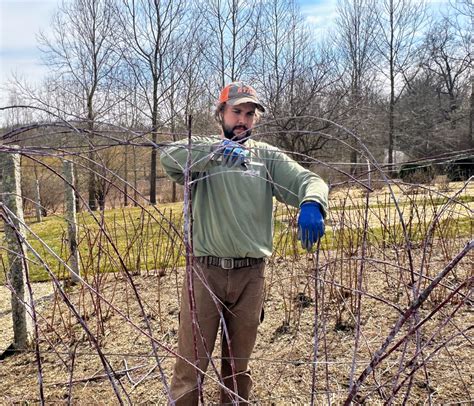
19, 235, 45, 405
67, 343, 78, 405
0, 206, 130, 405
1, 114, 473, 404
348, 160, 371, 392
360, 280, 471, 403
310, 239, 322, 406
1, 204, 221, 399
19, 152, 174, 394
182, 115, 203, 405
390, 326, 472, 402
343, 239, 473, 405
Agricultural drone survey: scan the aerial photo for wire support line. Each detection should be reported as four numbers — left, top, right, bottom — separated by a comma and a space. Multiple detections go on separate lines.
0, 347, 471, 367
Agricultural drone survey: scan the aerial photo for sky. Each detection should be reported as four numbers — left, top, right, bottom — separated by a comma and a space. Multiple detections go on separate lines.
1, 0, 59, 100
0, 0, 452, 107
0, 0, 342, 105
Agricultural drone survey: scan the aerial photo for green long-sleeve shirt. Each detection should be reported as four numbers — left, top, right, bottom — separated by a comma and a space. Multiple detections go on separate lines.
160, 136, 328, 258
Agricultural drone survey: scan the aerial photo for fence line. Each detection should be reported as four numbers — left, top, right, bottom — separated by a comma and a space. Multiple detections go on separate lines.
0, 119, 473, 404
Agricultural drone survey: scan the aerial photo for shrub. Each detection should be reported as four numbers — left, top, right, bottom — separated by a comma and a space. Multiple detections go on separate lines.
399, 163, 435, 183
445, 156, 474, 181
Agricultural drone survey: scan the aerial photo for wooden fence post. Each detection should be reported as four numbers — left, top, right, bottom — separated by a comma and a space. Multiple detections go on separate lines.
1, 148, 33, 349
63, 160, 81, 283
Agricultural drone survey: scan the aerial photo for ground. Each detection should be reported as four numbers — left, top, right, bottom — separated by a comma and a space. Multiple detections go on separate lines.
0, 246, 472, 405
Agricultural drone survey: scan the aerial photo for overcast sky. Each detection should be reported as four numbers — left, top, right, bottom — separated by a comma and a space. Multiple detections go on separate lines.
0, 0, 450, 106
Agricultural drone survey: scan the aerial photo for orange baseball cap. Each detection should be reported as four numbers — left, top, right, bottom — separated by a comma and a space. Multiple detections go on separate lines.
219, 82, 265, 112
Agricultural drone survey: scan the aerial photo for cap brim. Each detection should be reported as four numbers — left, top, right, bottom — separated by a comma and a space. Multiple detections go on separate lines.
227, 97, 265, 112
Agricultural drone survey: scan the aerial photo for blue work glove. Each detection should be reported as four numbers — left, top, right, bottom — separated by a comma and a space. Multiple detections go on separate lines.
220, 140, 249, 169
297, 201, 325, 251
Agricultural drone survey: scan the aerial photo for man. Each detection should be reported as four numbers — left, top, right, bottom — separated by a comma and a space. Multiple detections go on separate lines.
160, 82, 328, 405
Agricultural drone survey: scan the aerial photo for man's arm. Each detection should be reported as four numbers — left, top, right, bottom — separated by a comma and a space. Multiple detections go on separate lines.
161, 136, 251, 184
265, 146, 329, 251
266, 147, 329, 215
160, 136, 219, 184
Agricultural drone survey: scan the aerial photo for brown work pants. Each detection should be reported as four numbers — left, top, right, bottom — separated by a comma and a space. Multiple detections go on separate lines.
169, 259, 265, 405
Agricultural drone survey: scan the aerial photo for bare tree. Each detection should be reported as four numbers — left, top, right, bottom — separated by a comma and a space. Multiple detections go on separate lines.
117, 0, 191, 205
39, 0, 121, 211
334, 0, 379, 173
161, 26, 212, 201
396, 12, 472, 158
198, 0, 262, 89
2, 89, 35, 129
445, 0, 473, 154
252, 0, 340, 160
397, 72, 458, 157
448, 0, 473, 18
421, 17, 471, 144
374, 0, 428, 167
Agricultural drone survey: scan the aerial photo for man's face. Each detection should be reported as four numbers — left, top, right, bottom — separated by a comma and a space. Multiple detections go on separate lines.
221, 102, 257, 142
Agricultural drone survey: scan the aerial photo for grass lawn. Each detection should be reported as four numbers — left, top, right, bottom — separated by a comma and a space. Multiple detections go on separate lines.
1, 186, 472, 283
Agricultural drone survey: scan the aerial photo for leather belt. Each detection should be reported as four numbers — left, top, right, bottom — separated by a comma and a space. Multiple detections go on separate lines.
198, 256, 264, 270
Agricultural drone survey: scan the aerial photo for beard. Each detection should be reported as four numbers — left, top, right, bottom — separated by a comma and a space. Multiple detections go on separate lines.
222, 124, 252, 143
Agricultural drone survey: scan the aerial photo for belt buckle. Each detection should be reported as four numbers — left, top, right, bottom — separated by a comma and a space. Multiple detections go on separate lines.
221, 258, 234, 269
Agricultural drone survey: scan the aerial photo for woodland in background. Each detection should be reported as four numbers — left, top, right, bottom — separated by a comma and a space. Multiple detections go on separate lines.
0, 1, 473, 404
1, 0, 472, 213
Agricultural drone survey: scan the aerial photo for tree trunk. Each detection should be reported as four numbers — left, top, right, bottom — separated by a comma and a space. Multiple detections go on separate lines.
1, 148, 33, 349
63, 160, 81, 284
133, 146, 138, 207
87, 95, 97, 211
124, 145, 128, 207
150, 135, 158, 205
468, 75, 474, 149
87, 140, 97, 211
388, 0, 395, 174
150, 83, 159, 205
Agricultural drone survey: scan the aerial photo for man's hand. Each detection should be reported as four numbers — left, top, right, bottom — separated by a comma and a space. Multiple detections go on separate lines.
218, 140, 249, 169
297, 201, 325, 251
